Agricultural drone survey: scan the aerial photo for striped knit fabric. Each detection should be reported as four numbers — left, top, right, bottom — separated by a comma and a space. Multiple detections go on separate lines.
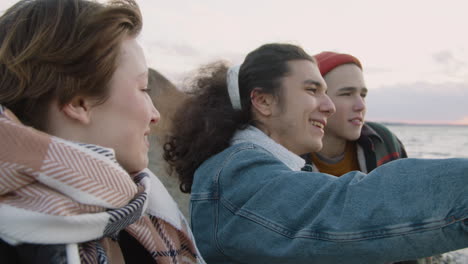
0, 106, 204, 264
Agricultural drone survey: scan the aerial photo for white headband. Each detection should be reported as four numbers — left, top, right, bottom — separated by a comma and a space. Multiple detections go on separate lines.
226, 65, 242, 110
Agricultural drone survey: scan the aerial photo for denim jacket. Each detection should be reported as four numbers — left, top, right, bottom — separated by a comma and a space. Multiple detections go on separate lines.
190, 126, 468, 264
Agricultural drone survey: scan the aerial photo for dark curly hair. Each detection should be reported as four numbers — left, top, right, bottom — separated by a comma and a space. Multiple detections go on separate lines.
164, 43, 314, 193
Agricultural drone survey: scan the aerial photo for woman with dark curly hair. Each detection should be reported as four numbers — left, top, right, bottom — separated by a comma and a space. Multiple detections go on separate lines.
164, 43, 468, 263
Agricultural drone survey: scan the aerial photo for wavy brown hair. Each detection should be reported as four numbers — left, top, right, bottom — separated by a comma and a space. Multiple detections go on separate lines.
0, 0, 142, 130
164, 43, 315, 193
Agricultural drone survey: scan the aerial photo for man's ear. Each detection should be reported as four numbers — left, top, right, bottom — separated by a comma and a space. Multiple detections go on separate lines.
61, 96, 93, 125
250, 88, 276, 117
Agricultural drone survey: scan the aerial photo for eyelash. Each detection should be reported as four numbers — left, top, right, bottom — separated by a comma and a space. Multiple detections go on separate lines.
141, 87, 151, 93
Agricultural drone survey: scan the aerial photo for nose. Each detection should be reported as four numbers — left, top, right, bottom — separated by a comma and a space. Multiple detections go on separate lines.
353, 96, 366, 112
149, 101, 160, 124
320, 94, 336, 117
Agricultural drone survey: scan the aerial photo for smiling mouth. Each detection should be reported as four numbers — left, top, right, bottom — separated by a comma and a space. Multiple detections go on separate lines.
350, 118, 363, 125
311, 120, 325, 129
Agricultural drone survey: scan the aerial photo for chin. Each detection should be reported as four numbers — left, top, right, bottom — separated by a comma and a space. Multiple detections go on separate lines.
306, 142, 323, 153
344, 136, 359, 142
348, 132, 362, 141
127, 167, 146, 175
343, 130, 361, 141
121, 160, 147, 174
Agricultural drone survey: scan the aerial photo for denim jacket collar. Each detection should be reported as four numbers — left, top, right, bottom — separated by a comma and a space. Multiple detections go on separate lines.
231, 125, 305, 171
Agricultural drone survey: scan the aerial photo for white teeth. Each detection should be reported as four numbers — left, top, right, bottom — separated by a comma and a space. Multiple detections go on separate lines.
351, 119, 363, 125
311, 121, 324, 129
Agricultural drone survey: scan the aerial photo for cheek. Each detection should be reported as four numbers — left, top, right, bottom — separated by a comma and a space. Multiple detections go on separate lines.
119, 93, 149, 120
328, 104, 345, 121
334, 107, 348, 121
325, 117, 341, 133
331, 99, 351, 118
326, 110, 347, 132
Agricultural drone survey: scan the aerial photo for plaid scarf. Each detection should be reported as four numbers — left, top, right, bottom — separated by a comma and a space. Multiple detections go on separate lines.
0, 105, 205, 264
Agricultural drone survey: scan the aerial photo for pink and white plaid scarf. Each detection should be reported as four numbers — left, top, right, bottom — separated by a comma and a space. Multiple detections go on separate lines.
0, 105, 205, 264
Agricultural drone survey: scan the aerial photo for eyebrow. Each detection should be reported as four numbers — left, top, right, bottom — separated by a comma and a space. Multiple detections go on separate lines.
338, 86, 368, 93
303, 80, 323, 87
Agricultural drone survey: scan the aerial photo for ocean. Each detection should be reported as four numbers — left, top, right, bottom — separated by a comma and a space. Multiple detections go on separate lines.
386, 124, 468, 263
386, 124, 468, 158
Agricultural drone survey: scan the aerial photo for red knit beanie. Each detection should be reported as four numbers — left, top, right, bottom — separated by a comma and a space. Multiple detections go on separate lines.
313, 51, 362, 76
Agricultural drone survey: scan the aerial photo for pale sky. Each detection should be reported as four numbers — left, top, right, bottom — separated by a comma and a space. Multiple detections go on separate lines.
1, 0, 468, 124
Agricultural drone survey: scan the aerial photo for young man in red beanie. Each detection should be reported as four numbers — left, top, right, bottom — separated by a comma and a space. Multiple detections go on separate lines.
306, 51, 407, 175
307, 52, 437, 264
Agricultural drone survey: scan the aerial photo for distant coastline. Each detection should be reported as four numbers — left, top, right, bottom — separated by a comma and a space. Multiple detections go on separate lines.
371, 121, 468, 127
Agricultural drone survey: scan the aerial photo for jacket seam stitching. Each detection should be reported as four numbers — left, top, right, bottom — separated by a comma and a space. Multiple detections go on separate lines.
213, 143, 256, 258
221, 198, 468, 242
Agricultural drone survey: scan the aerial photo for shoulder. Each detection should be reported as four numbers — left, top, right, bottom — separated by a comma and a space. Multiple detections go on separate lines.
365, 122, 393, 136
363, 121, 408, 159
196, 142, 289, 178
198, 143, 271, 169
192, 142, 291, 197
364, 122, 401, 142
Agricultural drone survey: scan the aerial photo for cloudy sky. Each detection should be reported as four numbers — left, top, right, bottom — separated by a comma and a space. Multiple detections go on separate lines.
1, 0, 467, 124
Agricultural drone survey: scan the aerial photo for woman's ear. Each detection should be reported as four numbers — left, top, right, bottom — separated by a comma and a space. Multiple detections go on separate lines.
250, 88, 276, 117
61, 96, 93, 125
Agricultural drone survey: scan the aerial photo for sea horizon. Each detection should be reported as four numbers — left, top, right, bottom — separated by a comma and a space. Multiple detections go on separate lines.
371, 120, 468, 127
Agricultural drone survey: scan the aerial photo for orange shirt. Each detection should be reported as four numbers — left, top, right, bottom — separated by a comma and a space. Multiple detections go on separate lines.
310, 142, 360, 176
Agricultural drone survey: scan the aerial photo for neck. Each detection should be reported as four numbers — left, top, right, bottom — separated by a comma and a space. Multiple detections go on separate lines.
318, 134, 348, 159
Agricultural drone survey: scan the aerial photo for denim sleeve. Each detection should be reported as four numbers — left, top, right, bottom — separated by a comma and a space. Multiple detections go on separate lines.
215, 146, 468, 264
